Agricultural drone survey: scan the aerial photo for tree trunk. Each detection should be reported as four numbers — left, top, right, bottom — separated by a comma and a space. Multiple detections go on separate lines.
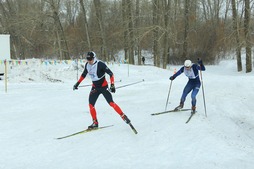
127, 0, 134, 64
122, 0, 129, 62
182, 0, 190, 59
231, 0, 242, 72
48, 0, 70, 60
93, 0, 107, 61
79, 0, 91, 50
244, 0, 252, 73
153, 0, 159, 67
135, 0, 141, 65
162, 0, 170, 69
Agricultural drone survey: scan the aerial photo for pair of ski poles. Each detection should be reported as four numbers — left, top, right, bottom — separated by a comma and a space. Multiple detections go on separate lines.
79, 79, 145, 89
79, 80, 122, 88
165, 66, 207, 117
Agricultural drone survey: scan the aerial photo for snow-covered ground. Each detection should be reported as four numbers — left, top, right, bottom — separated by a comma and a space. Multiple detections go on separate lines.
0, 58, 254, 169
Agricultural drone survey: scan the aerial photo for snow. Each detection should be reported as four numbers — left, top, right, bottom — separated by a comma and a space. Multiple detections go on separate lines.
1, 58, 254, 169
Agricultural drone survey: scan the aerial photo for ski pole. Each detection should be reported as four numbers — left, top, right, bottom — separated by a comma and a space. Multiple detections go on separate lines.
165, 80, 173, 111
76, 59, 79, 81
199, 63, 207, 117
165, 68, 176, 111
116, 79, 144, 89
79, 84, 92, 88
79, 80, 122, 88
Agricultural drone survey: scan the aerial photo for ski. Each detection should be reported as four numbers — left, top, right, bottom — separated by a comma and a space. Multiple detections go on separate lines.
185, 112, 196, 123
151, 109, 191, 116
56, 125, 114, 140
128, 122, 138, 134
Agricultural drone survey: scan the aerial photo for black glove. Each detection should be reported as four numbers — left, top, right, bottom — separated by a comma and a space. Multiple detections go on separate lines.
110, 84, 116, 93
197, 58, 203, 65
73, 82, 80, 90
169, 76, 175, 81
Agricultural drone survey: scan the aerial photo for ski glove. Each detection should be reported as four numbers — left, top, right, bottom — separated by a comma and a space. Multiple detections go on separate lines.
169, 76, 175, 81
110, 84, 116, 93
197, 58, 203, 65
73, 82, 80, 90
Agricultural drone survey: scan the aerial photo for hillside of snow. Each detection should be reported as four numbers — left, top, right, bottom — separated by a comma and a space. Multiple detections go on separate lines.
0, 59, 254, 169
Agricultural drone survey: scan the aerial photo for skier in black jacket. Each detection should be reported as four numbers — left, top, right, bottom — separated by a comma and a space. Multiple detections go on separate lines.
73, 51, 131, 129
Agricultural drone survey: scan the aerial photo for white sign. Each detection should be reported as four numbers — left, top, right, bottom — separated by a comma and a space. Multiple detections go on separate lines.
0, 34, 11, 60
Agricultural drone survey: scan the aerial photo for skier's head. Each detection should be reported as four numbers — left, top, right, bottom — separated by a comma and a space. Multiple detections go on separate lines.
86, 51, 96, 61
184, 60, 192, 68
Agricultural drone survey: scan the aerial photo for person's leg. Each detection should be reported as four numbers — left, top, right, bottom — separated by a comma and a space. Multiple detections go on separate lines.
174, 82, 192, 110
102, 88, 130, 123
191, 87, 200, 107
88, 88, 100, 126
190, 84, 201, 113
180, 82, 193, 104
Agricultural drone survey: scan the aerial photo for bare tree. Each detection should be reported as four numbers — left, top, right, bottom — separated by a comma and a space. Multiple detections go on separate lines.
64, 0, 78, 27
231, 0, 242, 72
182, 0, 190, 59
244, 0, 252, 73
93, 0, 107, 61
135, 0, 141, 65
46, 0, 70, 60
162, 0, 170, 69
153, 0, 159, 66
122, 0, 129, 62
0, 0, 253, 71
127, 0, 134, 64
79, 0, 91, 50
0, 0, 24, 59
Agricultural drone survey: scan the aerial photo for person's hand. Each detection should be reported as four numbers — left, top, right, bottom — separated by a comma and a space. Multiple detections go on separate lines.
197, 58, 203, 65
110, 84, 116, 93
73, 82, 80, 90
169, 76, 175, 81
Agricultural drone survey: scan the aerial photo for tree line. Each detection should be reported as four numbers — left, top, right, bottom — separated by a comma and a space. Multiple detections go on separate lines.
0, 0, 253, 72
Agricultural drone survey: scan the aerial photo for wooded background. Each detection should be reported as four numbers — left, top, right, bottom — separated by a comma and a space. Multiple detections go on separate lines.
0, 0, 253, 72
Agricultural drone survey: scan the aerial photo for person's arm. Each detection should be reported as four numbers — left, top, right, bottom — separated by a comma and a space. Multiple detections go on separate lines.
169, 67, 184, 80
73, 63, 88, 90
197, 59, 205, 71
101, 62, 116, 92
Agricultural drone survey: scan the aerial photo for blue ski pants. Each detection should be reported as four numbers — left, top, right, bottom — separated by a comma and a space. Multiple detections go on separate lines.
180, 81, 201, 107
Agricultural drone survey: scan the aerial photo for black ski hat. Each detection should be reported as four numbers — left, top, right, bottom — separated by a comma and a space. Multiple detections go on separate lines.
86, 51, 96, 61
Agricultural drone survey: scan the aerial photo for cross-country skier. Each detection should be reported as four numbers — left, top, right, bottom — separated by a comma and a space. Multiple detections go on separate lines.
169, 59, 205, 114
73, 51, 131, 129
142, 56, 145, 65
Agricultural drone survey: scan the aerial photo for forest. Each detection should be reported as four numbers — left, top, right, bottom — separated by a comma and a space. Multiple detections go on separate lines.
0, 0, 253, 72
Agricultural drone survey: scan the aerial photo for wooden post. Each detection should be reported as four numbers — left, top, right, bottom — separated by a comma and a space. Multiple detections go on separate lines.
4, 59, 7, 93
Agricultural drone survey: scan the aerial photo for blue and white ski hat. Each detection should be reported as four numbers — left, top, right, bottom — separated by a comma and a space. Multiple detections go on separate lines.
184, 60, 192, 67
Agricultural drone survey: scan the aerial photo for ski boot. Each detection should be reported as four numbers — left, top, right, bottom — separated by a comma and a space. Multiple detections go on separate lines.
121, 114, 131, 124
191, 106, 196, 114
88, 119, 98, 129
174, 102, 184, 111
